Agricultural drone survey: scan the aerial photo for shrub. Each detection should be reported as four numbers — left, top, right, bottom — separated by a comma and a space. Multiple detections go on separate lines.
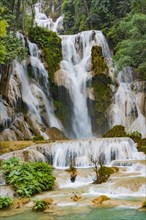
0, 196, 13, 209
1, 158, 55, 197
32, 200, 48, 211
32, 135, 44, 141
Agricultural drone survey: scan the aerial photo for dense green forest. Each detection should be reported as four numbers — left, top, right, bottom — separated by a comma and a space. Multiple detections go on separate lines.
0, 0, 146, 80
62, 0, 146, 79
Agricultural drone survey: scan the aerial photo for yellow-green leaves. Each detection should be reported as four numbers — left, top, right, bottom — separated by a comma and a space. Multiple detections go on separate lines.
0, 20, 8, 37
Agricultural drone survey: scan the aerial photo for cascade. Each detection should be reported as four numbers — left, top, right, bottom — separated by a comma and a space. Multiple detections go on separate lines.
35, 2, 63, 33
34, 2, 112, 138
0, 138, 144, 168
59, 31, 111, 138
27, 40, 62, 130
107, 67, 146, 137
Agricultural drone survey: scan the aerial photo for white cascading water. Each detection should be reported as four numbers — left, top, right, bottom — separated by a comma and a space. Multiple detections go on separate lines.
0, 138, 145, 168
34, 2, 63, 33
59, 31, 111, 138
107, 67, 146, 137
27, 40, 62, 130
34, 2, 112, 138
12, 33, 62, 134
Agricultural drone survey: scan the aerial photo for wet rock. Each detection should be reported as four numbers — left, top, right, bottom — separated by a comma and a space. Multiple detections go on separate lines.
12, 198, 31, 209
71, 194, 81, 202
92, 195, 110, 205
45, 127, 67, 140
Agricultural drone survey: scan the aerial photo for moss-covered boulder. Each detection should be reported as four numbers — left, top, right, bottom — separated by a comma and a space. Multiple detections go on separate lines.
103, 125, 127, 137
91, 46, 109, 75
89, 73, 112, 134
92, 195, 110, 205
29, 26, 62, 82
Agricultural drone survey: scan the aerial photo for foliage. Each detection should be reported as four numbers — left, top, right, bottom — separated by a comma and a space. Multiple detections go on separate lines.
1, 157, 55, 197
29, 26, 62, 81
2, 36, 27, 63
0, 196, 13, 209
110, 1, 146, 80
32, 200, 48, 211
0, 19, 8, 63
32, 135, 44, 141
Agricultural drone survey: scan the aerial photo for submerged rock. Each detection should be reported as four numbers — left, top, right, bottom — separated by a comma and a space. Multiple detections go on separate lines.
92, 195, 110, 205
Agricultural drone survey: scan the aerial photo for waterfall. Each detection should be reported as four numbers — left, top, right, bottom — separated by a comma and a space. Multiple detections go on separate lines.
34, 1, 112, 138
34, 2, 63, 33
107, 67, 146, 137
0, 138, 144, 168
59, 31, 111, 138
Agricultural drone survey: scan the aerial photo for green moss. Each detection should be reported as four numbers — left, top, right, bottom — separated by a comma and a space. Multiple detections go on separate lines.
29, 26, 62, 81
90, 74, 112, 131
91, 46, 108, 75
32, 135, 44, 141
103, 125, 127, 137
137, 138, 146, 154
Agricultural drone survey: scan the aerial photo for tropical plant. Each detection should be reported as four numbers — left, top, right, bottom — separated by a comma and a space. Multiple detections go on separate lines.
32, 200, 48, 211
1, 158, 55, 197
0, 196, 13, 209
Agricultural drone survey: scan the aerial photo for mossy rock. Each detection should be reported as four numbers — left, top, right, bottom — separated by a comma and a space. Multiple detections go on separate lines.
137, 138, 146, 154
92, 195, 110, 205
103, 125, 127, 137
45, 127, 67, 140
12, 198, 31, 209
29, 26, 62, 82
141, 201, 146, 208
89, 73, 112, 132
91, 46, 109, 75
71, 194, 81, 202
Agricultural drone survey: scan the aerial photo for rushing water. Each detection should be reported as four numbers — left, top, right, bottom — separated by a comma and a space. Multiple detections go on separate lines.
107, 67, 146, 138
0, 138, 145, 168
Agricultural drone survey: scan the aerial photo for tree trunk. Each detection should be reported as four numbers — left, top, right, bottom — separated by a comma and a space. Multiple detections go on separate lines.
14, 0, 21, 32
22, 0, 25, 34
0, 63, 12, 100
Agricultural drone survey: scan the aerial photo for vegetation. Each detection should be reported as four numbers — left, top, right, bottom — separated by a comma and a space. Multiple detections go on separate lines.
0, 196, 13, 209
32, 135, 44, 141
103, 125, 146, 154
1, 157, 55, 197
89, 152, 118, 184
62, 0, 146, 79
89, 73, 112, 133
32, 198, 53, 211
29, 26, 62, 81
32, 200, 48, 211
